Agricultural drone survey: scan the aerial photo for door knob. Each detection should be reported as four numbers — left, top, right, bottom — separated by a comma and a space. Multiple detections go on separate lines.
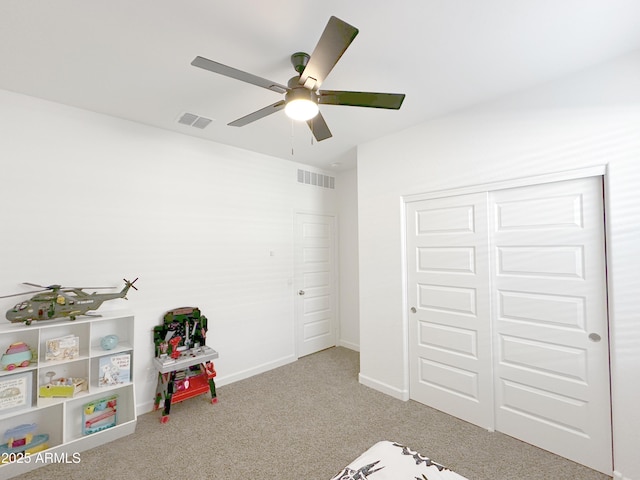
410, 307, 417, 313
589, 333, 602, 342
298, 290, 305, 296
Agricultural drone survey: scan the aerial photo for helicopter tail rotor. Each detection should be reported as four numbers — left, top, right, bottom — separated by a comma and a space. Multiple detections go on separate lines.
124, 278, 139, 291
120, 278, 139, 299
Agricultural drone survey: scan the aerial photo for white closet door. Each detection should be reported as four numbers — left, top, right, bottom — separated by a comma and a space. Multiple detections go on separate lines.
490, 177, 611, 474
407, 193, 494, 429
407, 176, 611, 474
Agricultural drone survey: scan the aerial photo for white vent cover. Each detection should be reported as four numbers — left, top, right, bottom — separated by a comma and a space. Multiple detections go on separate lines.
178, 112, 213, 129
297, 169, 335, 189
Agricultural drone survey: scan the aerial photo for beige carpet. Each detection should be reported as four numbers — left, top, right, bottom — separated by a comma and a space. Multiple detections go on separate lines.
18, 347, 610, 480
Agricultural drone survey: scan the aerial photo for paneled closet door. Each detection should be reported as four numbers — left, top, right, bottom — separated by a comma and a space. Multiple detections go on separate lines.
407, 192, 494, 430
407, 176, 612, 475
490, 177, 611, 474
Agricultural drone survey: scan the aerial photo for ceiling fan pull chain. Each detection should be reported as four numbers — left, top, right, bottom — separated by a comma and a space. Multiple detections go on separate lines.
291, 119, 295, 156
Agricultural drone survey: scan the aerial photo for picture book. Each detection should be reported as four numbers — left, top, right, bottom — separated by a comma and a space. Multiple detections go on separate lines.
45, 335, 79, 361
98, 353, 131, 387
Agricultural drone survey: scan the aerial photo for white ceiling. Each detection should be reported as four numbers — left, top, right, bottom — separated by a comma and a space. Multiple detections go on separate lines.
1, 1, 640, 171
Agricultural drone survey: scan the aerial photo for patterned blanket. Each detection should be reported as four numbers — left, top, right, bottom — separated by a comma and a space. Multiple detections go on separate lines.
330, 441, 469, 480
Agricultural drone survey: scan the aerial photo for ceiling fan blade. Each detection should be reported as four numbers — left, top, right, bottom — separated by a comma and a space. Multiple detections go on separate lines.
318, 90, 406, 109
228, 100, 286, 127
191, 56, 288, 94
307, 112, 332, 141
299, 16, 359, 90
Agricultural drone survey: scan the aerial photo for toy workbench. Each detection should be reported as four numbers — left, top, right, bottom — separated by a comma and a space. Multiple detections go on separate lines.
152, 307, 218, 423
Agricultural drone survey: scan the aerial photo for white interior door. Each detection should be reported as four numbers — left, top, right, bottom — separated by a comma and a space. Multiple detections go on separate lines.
407, 176, 612, 474
295, 213, 337, 357
490, 177, 611, 474
407, 193, 494, 429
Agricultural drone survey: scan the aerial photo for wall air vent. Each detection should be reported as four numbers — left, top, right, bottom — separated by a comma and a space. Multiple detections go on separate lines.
177, 112, 213, 129
297, 169, 335, 189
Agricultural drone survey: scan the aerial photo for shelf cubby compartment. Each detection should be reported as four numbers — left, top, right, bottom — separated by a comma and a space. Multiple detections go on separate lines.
89, 353, 133, 391
64, 384, 135, 444
39, 322, 90, 364
36, 358, 90, 408
0, 328, 39, 377
89, 313, 134, 358
0, 403, 64, 450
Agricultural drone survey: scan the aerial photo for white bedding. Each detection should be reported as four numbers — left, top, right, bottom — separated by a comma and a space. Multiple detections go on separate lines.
330, 441, 468, 480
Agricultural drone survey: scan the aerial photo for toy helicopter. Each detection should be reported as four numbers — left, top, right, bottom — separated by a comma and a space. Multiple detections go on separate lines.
1, 278, 138, 325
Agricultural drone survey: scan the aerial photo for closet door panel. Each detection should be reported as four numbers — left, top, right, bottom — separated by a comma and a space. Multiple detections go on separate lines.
490, 177, 611, 474
407, 193, 493, 429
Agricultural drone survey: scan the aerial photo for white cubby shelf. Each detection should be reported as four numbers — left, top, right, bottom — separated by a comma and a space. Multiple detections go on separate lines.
0, 310, 136, 478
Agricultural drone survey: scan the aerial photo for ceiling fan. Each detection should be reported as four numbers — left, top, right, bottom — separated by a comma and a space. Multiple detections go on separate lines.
191, 16, 405, 141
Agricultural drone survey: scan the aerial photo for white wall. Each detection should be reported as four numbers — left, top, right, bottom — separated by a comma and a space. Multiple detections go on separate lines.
336, 167, 360, 350
0, 89, 337, 413
357, 51, 640, 480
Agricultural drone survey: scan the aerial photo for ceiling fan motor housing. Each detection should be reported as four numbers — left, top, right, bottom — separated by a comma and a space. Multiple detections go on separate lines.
290, 52, 310, 74
286, 77, 319, 105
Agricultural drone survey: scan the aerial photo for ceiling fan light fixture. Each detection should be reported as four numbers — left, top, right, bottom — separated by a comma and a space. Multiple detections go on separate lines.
285, 98, 319, 121
285, 83, 319, 121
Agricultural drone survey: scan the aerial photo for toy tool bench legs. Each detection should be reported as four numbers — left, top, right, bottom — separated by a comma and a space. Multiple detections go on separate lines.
154, 360, 217, 423
152, 307, 219, 423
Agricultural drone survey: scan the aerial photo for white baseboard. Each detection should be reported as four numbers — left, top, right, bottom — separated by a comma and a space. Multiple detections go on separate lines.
138, 400, 155, 416
338, 339, 360, 352
359, 373, 409, 401
136, 354, 297, 415
211, 354, 298, 388
613, 470, 634, 480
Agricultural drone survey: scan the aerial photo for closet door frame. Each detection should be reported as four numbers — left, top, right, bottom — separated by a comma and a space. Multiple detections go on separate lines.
401, 165, 610, 458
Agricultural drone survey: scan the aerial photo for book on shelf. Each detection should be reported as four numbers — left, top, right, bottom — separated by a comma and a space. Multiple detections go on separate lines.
45, 334, 79, 361
98, 353, 131, 387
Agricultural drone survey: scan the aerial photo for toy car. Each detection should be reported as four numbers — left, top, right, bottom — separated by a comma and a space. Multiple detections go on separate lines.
1, 342, 33, 370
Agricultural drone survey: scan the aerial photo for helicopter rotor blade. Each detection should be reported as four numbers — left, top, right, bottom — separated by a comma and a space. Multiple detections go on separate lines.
22, 282, 51, 288
65, 286, 116, 290
0, 289, 49, 299
22, 282, 116, 290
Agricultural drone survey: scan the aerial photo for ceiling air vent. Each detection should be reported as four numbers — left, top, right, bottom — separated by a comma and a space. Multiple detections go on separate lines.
177, 112, 213, 129
297, 169, 335, 189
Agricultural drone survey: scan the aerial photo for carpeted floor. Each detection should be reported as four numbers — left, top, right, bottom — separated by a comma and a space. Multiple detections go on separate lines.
16, 347, 610, 480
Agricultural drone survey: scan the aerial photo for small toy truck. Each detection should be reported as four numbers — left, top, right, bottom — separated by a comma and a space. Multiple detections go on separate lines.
1, 342, 32, 370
